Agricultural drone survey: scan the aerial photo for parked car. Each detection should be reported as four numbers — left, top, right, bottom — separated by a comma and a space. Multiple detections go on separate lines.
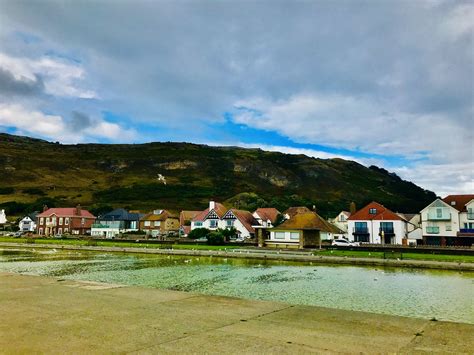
54, 234, 64, 239
13, 231, 24, 238
332, 239, 360, 247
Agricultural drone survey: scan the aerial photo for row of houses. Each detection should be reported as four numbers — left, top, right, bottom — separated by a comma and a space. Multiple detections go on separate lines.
9, 194, 474, 247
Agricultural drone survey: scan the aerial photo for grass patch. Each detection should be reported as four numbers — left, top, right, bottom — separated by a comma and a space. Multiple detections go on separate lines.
315, 249, 474, 263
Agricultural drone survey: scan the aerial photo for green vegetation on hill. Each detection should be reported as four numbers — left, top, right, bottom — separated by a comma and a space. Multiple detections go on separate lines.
0, 133, 436, 217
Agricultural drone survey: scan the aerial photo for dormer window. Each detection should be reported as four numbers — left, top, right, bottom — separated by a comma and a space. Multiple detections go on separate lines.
369, 208, 377, 214
451, 201, 456, 206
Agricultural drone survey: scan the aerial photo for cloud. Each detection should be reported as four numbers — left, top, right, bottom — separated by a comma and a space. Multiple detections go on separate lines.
0, 52, 96, 99
0, 67, 44, 96
0, 104, 136, 143
232, 93, 473, 163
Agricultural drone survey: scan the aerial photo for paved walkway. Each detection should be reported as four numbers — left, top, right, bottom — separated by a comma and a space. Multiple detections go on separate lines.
1, 273, 473, 354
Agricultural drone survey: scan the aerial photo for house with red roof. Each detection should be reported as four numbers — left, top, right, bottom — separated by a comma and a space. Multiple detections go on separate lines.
347, 202, 408, 244
420, 194, 474, 246
36, 205, 96, 236
190, 201, 259, 239
252, 208, 280, 228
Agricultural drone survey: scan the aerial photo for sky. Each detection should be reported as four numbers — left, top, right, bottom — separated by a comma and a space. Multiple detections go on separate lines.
0, 0, 472, 197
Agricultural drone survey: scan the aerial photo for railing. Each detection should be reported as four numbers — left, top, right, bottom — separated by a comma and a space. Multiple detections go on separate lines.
427, 211, 451, 221
426, 226, 440, 234
379, 228, 394, 234
459, 228, 474, 233
353, 228, 369, 234
92, 222, 122, 229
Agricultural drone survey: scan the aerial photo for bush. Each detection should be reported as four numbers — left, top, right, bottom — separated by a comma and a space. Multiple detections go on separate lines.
207, 231, 225, 245
188, 228, 210, 240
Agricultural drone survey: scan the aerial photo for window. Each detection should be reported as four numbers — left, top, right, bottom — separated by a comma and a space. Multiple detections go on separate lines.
64, 228, 68, 233
81, 218, 85, 225
209, 220, 218, 228
195, 221, 203, 227
65, 218, 69, 225
339, 215, 346, 222
58, 228, 62, 234
39, 228, 43, 235
355, 222, 368, 233
369, 208, 377, 214
274, 232, 285, 239
59, 217, 63, 225
154, 221, 161, 227
226, 220, 234, 227
40, 218, 44, 225
436, 208, 442, 218
380, 222, 394, 233
144, 221, 151, 227
290, 232, 300, 240
446, 225, 452, 231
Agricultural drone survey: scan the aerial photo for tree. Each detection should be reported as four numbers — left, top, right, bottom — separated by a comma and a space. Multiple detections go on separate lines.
188, 228, 210, 240
207, 230, 225, 245
221, 227, 237, 241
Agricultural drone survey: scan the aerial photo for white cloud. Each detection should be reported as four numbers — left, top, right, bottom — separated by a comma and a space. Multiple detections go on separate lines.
393, 162, 474, 197
0, 52, 96, 99
233, 93, 472, 163
0, 103, 135, 143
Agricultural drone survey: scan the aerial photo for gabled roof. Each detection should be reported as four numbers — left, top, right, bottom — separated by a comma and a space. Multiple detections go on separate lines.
141, 210, 177, 221
348, 202, 404, 221
340, 211, 351, 217
37, 208, 95, 218
192, 202, 227, 221
180, 210, 201, 225
284, 206, 312, 218
274, 212, 343, 232
226, 209, 259, 234
99, 208, 143, 221
442, 195, 474, 212
254, 208, 280, 224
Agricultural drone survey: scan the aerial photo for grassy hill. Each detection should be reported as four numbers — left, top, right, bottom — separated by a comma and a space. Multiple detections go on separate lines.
0, 133, 436, 218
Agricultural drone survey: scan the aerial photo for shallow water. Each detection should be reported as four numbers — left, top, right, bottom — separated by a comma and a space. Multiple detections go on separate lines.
1, 247, 473, 324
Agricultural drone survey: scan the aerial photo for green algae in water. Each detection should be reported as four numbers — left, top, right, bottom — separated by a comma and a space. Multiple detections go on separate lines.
1, 247, 473, 324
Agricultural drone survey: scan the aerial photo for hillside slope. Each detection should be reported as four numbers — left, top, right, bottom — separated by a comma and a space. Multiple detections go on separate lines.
0, 133, 436, 217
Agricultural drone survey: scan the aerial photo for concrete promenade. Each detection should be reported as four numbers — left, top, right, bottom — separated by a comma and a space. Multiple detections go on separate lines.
1, 273, 473, 354
1, 242, 473, 271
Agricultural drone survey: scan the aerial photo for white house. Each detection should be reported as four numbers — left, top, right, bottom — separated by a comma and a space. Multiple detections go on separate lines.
0, 209, 7, 225
421, 195, 474, 246
191, 201, 259, 239
252, 208, 280, 228
19, 212, 38, 232
347, 202, 408, 245
329, 211, 350, 234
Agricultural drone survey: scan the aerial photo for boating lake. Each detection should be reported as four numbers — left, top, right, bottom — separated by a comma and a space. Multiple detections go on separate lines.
1, 247, 472, 324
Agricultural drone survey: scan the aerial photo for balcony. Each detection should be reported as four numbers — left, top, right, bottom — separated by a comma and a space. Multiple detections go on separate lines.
459, 228, 474, 234
353, 228, 369, 234
379, 228, 395, 235
92, 221, 122, 229
427, 211, 451, 221
426, 226, 440, 234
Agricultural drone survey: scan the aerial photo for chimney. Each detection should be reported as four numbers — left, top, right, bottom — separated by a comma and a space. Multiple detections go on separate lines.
350, 202, 356, 215
76, 204, 81, 216
43, 205, 48, 212
209, 201, 215, 210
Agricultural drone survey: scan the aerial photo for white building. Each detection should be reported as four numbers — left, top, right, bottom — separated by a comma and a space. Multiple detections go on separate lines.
329, 211, 350, 234
0, 209, 7, 225
347, 202, 408, 245
420, 195, 474, 246
191, 201, 259, 239
19, 213, 38, 232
